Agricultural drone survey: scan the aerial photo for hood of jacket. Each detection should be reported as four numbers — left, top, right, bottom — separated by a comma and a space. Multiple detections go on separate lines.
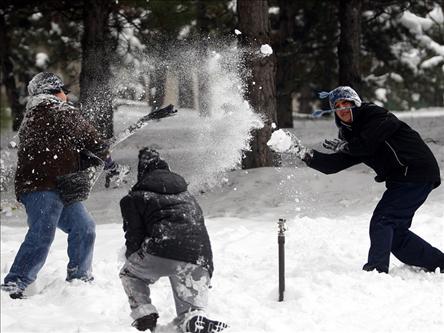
25, 93, 64, 113
334, 102, 386, 130
132, 169, 188, 194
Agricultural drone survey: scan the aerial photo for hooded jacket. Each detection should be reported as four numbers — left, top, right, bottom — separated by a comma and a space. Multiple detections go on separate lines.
306, 102, 441, 187
120, 169, 214, 276
14, 94, 109, 199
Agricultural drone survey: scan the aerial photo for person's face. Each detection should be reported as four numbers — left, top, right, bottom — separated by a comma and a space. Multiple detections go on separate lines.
55, 90, 68, 102
335, 100, 354, 123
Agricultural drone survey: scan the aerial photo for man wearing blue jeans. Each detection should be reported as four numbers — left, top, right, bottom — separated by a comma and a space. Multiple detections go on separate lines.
2, 72, 119, 298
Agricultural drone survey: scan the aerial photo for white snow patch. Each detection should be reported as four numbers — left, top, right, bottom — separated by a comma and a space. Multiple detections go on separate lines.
375, 88, 388, 103
35, 53, 49, 68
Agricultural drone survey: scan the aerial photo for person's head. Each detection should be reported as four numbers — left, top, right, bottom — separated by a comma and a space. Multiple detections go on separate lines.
137, 147, 169, 180
27, 72, 70, 101
327, 86, 362, 124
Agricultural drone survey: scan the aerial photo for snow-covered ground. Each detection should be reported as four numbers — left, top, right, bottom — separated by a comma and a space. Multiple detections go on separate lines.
1, 107, 444, 333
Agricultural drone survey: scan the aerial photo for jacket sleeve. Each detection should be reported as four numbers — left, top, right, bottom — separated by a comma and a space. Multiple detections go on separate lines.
120, 194, 146, 258
55, 104, 109, 160
306, 150, 362, 174
347, 110, 400, 157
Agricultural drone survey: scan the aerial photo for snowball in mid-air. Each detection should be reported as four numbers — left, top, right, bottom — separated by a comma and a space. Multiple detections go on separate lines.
234, 29, 242, 35
260, 44, 273, 56
267, 129, 292, 152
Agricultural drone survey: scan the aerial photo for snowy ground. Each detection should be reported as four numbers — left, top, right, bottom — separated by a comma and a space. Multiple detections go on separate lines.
1, 107, 444, 333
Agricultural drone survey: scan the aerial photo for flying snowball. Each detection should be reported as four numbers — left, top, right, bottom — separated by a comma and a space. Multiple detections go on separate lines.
260, 44, 273, 56
267, 129, 292, 152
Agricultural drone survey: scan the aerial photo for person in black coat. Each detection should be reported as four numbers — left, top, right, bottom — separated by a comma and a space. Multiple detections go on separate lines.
270, 86, 444, 274
119, 148, 227, 333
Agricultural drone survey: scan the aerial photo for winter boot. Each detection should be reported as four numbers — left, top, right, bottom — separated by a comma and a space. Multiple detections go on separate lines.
362, 263, 388, 274
184, 314, 228, 333
132, 313, 159, 332
1, 283, 25, 299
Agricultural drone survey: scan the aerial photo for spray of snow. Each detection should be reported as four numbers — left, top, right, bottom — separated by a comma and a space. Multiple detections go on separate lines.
109, 38, 264, 192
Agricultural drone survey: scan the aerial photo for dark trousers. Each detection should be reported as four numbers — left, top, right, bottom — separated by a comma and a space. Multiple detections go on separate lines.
366, 182, 444, 273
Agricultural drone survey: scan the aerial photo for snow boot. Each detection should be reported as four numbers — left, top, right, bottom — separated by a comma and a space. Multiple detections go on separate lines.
132, 313, 159, 332
362, 263, 388, 274
184, 314, 228, 333
1, 283, 25, 299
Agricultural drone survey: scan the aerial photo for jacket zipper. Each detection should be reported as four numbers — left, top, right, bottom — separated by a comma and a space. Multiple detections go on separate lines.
385, 141, 408, 176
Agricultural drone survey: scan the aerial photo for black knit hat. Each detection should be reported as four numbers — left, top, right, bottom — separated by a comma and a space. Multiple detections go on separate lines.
28, 72, 70, 96
137, 148, 169, 179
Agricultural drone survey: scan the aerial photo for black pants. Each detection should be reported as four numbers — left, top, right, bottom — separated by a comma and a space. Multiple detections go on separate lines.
366, 181, 444, 273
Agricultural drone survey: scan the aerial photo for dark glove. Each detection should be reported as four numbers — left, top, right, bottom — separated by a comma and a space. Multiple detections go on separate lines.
56, 169, 95, 205
80, 150, 103, 170
323, 138, 349, 153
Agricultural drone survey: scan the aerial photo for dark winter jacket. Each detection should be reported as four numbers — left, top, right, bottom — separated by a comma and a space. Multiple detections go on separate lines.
15, 94, 109, 199
120, 169, 214, 276
306, 103, 441, 188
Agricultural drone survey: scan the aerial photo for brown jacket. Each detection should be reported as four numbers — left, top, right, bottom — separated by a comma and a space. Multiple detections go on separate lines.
15, 94, 109, 199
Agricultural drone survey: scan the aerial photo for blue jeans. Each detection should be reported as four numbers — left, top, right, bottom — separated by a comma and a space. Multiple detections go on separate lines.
3, 191, 96, 291
366, 182, 444, 273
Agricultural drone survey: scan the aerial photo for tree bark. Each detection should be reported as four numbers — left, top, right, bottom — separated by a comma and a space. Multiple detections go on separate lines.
237, 0, 277, 168
338, 0, 362, 91
0, 14, 23, 131
275, 0, 296, 127
79, 0, 114, 139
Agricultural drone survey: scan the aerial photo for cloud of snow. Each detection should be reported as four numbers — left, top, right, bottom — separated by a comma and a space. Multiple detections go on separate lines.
110, 38, 264, 191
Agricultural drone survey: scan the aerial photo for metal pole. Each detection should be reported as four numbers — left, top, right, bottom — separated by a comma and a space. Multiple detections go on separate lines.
278, 218, 286, 302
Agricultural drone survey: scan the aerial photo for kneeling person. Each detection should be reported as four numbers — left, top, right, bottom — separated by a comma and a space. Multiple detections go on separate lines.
119, 148, 227, 332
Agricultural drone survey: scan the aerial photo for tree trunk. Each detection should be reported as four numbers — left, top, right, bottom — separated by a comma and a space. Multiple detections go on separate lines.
338, 0, 362, 91
196, 0, 210, 116
0, 14, 23, 131
79, 0, 113, 139
275, 0, 296, 127
237, 0, 277, 168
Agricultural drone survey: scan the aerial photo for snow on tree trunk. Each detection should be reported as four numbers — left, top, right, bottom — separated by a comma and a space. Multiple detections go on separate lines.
338, 0, 363, 91
237, 0, 277, 168
79, 0, 114, 139
149, 63, 167, 112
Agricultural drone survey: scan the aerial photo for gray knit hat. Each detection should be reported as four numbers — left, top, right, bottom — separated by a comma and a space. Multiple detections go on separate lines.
319, 86, 362, 110
27, 72, 70, 96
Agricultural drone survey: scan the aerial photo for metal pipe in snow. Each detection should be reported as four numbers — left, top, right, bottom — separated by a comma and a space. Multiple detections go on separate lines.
278, 218, 286, 302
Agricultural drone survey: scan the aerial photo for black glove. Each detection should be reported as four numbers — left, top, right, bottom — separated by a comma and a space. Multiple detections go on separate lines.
323, 138, 349, 153
56, 169, 94, 205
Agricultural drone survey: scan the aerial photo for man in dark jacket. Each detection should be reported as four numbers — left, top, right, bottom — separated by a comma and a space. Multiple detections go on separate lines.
119, 148, 227, 333
269, 86, 444, 274
1, 72, 119, 299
